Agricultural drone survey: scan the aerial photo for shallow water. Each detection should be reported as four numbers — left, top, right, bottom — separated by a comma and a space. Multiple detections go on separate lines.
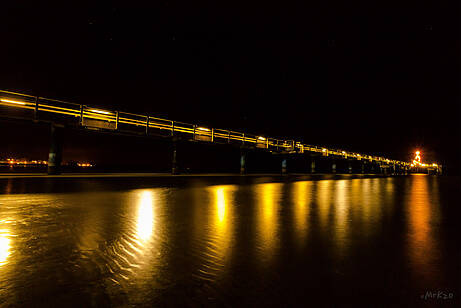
0, 175, 459, 307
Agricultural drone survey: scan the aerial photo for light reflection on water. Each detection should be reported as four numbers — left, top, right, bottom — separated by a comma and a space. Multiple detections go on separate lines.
137, 191, 154, 242
293, 180, 311, 246
255, 182, 282, 265
0, 175, 456, 306
0, 229, 11, 265
193, 185, 236, 282
406, 175, 442, 287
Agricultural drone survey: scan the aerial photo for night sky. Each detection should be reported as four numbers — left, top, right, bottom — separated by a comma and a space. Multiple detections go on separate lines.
1, 2, 460, 169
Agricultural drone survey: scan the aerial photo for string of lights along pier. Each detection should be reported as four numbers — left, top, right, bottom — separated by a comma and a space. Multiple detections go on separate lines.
0, 89, 440, 174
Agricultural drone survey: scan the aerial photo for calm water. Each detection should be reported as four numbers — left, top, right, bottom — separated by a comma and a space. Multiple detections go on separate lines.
0, 175, 459, 307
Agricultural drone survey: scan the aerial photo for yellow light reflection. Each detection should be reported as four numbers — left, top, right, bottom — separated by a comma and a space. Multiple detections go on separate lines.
317, 180, 333, 228
255, 183, 282, 262
216, 187, 226, 222
334, 180, 349, 233
137, 191, 154, 242
407, 176, 432, 264
293, 181, 311, 246
0, 229, 11, 266
210, 185, 235, 258
196, 185, 235, 280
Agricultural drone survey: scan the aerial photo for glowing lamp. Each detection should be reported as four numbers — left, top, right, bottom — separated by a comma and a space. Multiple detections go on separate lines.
0, 98, 26, 105
89, 109, 111, 115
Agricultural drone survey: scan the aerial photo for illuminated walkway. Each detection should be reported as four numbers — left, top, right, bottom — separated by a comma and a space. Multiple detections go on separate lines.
0, 89, 440, 175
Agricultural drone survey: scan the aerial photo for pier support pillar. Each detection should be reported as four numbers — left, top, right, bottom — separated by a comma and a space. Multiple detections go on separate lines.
281, 158, 287, 175
348, 162, 352, 174
240, 150, 246, 175
361, 163, 365, 174
310, 159, 316, 173
171, 141, 178, 175
47, 124, 63, 175
332, 160, 336, 173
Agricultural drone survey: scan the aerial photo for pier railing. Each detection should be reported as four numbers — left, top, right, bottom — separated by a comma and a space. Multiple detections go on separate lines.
0, 89, 410, 166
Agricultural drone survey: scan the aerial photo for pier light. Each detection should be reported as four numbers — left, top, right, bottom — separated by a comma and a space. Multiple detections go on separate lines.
432, 163, 437, 167
88, 109, 111, 115
413, 150, 422, 165
341, 151, 346, 154
197, 127, 210, 132
0, 98, 26, 105
258, 136, 266, 141
322, 148, 327, 152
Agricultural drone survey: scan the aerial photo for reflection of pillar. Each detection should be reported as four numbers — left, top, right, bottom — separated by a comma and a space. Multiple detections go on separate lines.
171, 141, 178, 175
240, 150, 246, 175
310, 159, 316, 173
281, 158, 287, 175
48, 124, 63, 175
348, 162, 352, 174
331, 160, 336, 173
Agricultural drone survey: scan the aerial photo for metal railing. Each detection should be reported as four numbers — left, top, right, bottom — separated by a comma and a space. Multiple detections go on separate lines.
0, 89, 411, 166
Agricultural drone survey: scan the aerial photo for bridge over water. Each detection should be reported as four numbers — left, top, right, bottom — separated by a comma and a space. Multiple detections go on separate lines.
0, 89, 440, 175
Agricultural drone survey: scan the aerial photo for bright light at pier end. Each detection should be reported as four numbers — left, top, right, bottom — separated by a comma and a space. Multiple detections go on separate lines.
413, 150, 422, 166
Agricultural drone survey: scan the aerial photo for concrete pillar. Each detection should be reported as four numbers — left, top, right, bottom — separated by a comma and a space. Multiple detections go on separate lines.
332, 161, 336, 173
281, 158, 287, 175
310, 159, 316, 173
361, 163, 365, 174
348, 162, 352, 174
47, 124, 63, 175
171, 141, 178, 175
240, 151, 246, 175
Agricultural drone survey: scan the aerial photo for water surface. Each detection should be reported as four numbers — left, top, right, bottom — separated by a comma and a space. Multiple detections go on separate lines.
0, 175, 459, 306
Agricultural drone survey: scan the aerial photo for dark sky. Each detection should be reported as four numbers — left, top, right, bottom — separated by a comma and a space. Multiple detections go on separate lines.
1, 2, 460, 168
